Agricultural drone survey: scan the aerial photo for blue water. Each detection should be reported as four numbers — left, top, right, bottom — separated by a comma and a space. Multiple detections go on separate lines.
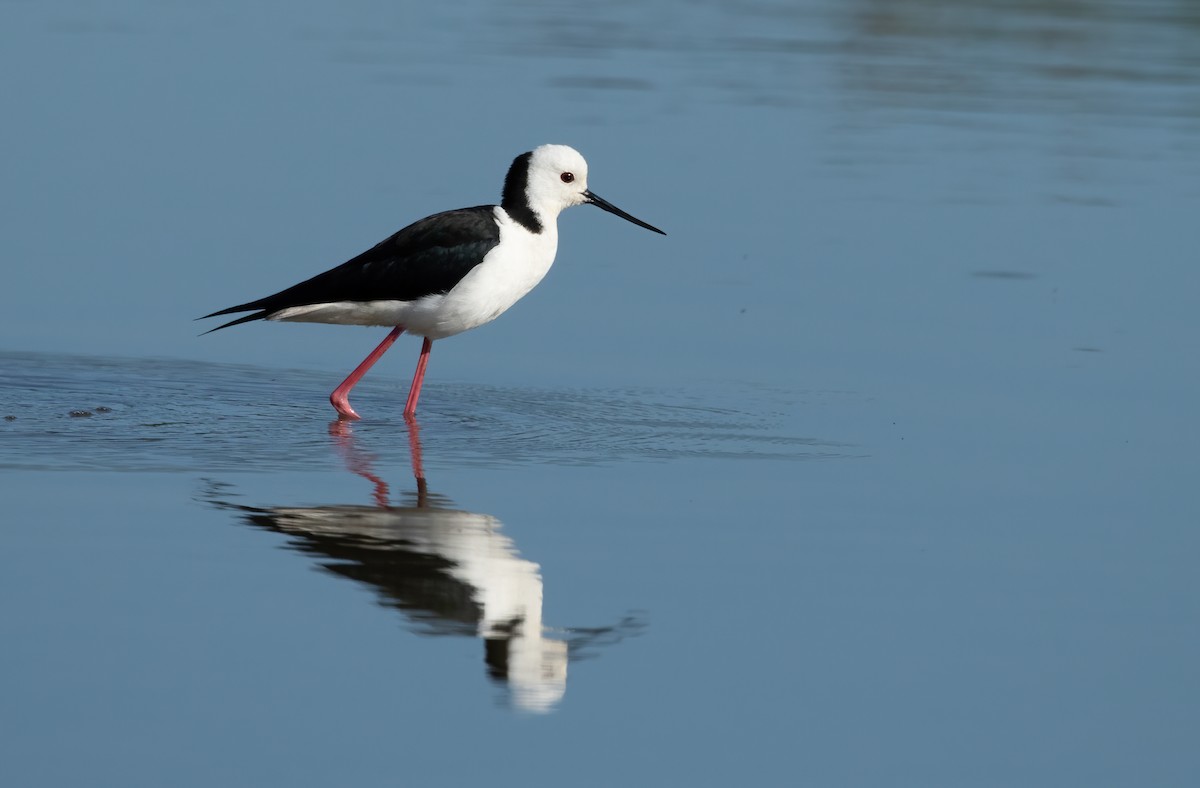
2, 1, 1199, 786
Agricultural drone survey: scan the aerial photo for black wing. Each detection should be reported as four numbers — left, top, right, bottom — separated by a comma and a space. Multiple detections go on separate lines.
201, 205, 501, 332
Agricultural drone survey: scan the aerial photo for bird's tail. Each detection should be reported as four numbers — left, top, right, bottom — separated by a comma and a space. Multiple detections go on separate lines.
197, 306, 270, 334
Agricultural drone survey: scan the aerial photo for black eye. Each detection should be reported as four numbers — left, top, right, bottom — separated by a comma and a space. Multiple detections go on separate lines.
560, 172, 575, 183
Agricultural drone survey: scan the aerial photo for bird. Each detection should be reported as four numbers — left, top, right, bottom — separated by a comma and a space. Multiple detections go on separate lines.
200, 144, 665, 420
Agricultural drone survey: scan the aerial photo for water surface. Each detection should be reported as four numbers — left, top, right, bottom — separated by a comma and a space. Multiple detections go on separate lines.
2, 1, 1199, 786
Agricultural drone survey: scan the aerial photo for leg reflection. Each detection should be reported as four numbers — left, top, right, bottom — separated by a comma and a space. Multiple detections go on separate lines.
201, 423, 645, 713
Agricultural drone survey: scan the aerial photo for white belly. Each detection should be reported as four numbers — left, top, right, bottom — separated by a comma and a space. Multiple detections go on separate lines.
271, 208, 558, 340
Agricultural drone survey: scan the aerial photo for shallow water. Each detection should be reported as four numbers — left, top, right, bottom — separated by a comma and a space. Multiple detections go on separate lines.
0, 351, 845, 471
3, 0, 1200, 786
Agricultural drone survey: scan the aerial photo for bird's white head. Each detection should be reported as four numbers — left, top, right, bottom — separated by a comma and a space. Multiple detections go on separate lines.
527, 144, 591, 214
501, 144, 666, 236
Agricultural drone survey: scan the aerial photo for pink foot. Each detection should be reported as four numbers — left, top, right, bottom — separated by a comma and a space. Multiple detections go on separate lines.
330, 391, 361, 421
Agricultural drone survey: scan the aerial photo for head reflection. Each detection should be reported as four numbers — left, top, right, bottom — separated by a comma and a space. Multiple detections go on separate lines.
206, 419, 640, 713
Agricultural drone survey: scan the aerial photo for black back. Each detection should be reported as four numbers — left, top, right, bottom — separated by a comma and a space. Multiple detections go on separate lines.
202, 205, 501, 331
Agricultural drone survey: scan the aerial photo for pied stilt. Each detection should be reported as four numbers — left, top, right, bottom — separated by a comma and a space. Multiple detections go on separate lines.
200, 144, 664, 420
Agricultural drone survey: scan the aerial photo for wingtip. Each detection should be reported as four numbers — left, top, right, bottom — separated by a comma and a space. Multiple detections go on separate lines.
197, 310, 269, 335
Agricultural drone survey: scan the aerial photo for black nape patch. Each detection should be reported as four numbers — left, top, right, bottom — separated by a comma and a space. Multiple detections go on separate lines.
501, 151, 543, 234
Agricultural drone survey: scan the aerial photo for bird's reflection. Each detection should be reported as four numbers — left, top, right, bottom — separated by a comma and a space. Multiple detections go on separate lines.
203, 419, 642, 713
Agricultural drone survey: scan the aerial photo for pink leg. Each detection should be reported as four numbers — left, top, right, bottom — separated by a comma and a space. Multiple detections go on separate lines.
329, 326, 404, 420
403, 337, 433, 419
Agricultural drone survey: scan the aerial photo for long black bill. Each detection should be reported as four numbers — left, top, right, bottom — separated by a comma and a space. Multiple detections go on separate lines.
584, 190, 666, 235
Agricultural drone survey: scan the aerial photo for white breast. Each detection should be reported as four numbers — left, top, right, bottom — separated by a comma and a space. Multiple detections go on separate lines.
415, 206, 558, 339
271, 207, 559, 340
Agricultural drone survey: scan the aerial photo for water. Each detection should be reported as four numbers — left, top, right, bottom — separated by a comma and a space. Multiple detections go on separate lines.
2, 1, 1199, 786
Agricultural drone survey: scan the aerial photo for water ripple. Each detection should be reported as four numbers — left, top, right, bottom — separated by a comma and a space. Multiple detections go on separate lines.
0, 351, 857, 472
